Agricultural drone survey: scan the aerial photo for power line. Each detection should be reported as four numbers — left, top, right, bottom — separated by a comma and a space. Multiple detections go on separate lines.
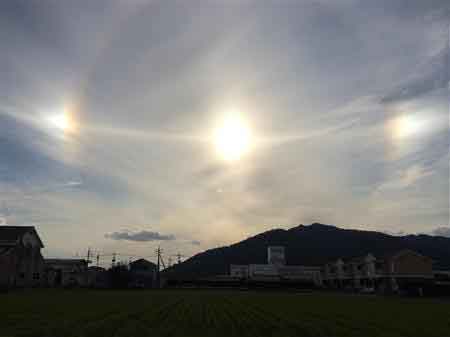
74, 248, 186, 271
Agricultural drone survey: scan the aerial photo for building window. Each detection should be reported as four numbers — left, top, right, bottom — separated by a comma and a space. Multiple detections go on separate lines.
33, 273, 40, 280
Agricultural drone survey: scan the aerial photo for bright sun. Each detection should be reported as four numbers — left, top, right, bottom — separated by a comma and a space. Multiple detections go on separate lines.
48, 114, 69, 130
46, 110, 75, 134
213, 114, 252, 161
391, 115, 424, 140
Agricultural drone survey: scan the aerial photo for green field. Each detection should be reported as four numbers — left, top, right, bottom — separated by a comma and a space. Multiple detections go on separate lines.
1, 290, 449, 337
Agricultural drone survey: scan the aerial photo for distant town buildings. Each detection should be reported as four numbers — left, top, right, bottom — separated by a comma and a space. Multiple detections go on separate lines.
1, 226, 449, 295
0, 225, 161, 290
323, 250, 435, 293
229, 246, 446, 294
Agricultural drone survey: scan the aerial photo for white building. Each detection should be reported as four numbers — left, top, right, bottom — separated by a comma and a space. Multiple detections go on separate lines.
278, 265, 323, 285
230, 264, 249, 278
229, 246, 322, 286
249, 264, 279, 280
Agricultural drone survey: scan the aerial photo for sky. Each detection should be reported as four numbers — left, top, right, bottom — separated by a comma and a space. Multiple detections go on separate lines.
0, 0, 449, 265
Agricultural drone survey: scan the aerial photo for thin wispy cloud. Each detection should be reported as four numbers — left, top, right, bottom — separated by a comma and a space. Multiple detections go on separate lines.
105, 230, 176, 242
381, 47, 449, 104
376, 165, 435, 192
62, 181, 83, 188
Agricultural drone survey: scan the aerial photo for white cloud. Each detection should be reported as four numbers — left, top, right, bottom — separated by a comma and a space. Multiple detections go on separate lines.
105, 230, 176, 242
63, 181, 83, 188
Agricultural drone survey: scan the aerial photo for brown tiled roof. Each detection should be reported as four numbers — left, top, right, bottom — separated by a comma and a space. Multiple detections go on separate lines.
0, 226, 44, 248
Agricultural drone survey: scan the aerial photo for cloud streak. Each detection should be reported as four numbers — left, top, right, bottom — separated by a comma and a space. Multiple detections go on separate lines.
105, 230, 176, 242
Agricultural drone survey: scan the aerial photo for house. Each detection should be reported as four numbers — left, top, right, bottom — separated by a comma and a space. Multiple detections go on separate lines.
45, 259, 88, 287
87, 266, 108, 288
0, 226, 45, 288
129, 258, 157, 288
323, 250, 434, 293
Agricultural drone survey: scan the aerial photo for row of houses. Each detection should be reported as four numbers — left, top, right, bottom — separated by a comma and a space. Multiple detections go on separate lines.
323, 250, 436, 293
2, 226, 449, 294
0, 226, 157, 289
229, 246, 449, 294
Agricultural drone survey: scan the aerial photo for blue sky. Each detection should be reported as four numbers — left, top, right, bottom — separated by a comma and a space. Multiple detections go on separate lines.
0, 0, 448, 263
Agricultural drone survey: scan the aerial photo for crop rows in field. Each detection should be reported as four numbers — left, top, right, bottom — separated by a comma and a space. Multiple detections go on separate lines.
1, 290, 450, 337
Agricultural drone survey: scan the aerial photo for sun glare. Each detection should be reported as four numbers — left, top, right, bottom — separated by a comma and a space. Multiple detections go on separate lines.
46, 109, 76, 135
48, 114, 69, 130
213, 114, 252, 162
390, 115, 424, 140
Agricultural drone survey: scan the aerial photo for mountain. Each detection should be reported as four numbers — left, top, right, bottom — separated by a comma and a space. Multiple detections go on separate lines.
164, 223, 450, 279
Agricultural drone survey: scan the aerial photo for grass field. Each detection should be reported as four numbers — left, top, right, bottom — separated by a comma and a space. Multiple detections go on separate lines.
1, 290, 449, 337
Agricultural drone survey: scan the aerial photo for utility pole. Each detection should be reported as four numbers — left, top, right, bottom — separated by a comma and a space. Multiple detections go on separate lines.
155, 247, 166, 288
96, 254, 100, 267
87, 247, 91, 266
156, 247, 161, 288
